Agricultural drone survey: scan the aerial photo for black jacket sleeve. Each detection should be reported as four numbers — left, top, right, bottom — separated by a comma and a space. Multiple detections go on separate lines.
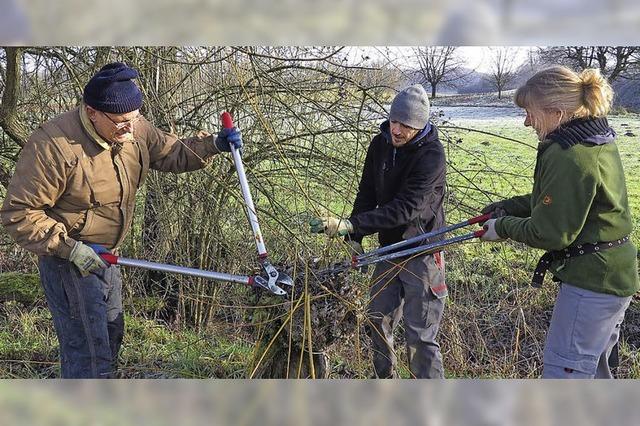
348, 147, 445, 237
347, 140, 378, 243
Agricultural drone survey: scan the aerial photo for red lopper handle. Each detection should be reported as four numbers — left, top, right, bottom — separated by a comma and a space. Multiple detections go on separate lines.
468, 213, 492, 225
221, 112, 234, 129
473, 229, 486, 238
100, 253, 119, 265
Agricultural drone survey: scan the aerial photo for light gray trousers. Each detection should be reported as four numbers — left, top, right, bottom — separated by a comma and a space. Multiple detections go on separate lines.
542, 283, 631, 379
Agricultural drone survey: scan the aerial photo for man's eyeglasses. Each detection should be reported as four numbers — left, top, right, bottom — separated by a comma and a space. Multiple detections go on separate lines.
102, 111, 142, 130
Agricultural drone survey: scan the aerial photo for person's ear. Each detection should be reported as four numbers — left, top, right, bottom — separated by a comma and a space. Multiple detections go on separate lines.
85, 105, 98, 122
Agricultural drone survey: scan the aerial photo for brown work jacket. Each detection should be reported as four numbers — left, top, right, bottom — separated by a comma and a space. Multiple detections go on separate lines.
1, 105, 218, 258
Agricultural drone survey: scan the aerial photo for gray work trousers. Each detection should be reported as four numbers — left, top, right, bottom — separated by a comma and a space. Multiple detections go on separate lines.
367, 252, 447, 379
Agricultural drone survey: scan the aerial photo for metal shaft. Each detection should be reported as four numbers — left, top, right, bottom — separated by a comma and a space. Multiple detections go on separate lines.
114, 257, 252, 285
356, 230, 484, 267
357, 213, 490, 261
219, 112, 292, 296
231, 146, 268, 256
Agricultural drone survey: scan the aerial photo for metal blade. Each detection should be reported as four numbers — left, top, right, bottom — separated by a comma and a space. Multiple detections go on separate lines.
261, 260, 289, 296
252, 275, 286, 296
276, 271, 294, 287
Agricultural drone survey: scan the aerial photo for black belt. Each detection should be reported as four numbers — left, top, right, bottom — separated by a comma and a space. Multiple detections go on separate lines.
532, 236, 630, 287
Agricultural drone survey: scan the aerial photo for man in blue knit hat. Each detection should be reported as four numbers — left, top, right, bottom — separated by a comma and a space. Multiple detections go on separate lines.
310, 84, 448, 378
1, 62, 242, 378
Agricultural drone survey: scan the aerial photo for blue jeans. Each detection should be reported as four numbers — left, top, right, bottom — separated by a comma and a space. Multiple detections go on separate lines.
38, 255, 124, 378
543, 283, 631, 379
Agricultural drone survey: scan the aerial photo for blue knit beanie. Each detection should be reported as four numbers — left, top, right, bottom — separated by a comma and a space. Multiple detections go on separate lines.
83, 62, 143, 113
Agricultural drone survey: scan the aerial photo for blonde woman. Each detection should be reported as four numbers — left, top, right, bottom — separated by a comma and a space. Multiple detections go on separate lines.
480, 66, 638, 379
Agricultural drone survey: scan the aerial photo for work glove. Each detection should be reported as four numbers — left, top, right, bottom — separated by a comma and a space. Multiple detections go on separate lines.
480, 218, 506, 242
481, 201, 507, 218
309, 216, 354, 238
215, 127, 243, 152
69, 241, 109, 277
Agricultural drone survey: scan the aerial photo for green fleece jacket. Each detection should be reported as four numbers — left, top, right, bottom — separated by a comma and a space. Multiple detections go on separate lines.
495, 140, 639, 297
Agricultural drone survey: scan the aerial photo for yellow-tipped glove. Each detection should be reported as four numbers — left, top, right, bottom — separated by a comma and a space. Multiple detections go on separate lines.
309, 216, 354, 238
69, 241, 108, 277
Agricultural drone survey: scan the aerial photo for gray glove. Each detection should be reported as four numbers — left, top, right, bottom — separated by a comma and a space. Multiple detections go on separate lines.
69, 241, 108, 277
481, 201, 507, 218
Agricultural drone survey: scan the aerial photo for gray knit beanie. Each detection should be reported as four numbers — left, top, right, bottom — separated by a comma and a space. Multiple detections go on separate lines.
389, 84, 430, 129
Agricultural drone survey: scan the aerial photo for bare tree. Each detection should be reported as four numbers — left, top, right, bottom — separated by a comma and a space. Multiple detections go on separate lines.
413, 46, 468, 98
0, 47, 28, 148
0, 47, 28, 188
536, 46, 640, 83
486, 47, 518, 99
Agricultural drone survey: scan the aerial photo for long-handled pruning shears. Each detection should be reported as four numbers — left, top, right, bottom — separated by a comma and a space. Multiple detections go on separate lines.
98, 253, 273, 292
317, 213, 490, 276
220, 111, 293, 296
95, 112, 293, 296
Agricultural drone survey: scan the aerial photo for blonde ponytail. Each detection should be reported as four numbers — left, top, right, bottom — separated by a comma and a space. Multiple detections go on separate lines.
579, 68, 613, 117
514, 65, 614, 119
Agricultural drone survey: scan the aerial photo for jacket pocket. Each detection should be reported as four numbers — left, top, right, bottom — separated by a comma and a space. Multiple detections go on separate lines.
399, 253, 448, 299
79, 209, 96, 236
77, 153, 121, 206
60, 162, 93, 208
427, 252, 447, 299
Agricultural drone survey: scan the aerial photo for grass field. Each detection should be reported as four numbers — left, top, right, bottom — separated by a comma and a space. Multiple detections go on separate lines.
1, 110, 639, 378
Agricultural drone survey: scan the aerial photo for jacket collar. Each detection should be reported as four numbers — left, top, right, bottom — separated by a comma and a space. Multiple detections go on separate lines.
546, 116, 615, 150
79, 102, 113, 151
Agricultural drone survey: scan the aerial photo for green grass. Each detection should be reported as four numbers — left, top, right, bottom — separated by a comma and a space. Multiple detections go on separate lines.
121, 315, 254, 378
0, 112, 638, 378
0, 299, 253, 378
0, 272, 43, 305
0, 302, 58, 378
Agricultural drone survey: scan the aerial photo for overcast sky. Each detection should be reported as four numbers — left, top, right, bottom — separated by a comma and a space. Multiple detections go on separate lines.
457, 46, 532, 72
354, 46, 533, 73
